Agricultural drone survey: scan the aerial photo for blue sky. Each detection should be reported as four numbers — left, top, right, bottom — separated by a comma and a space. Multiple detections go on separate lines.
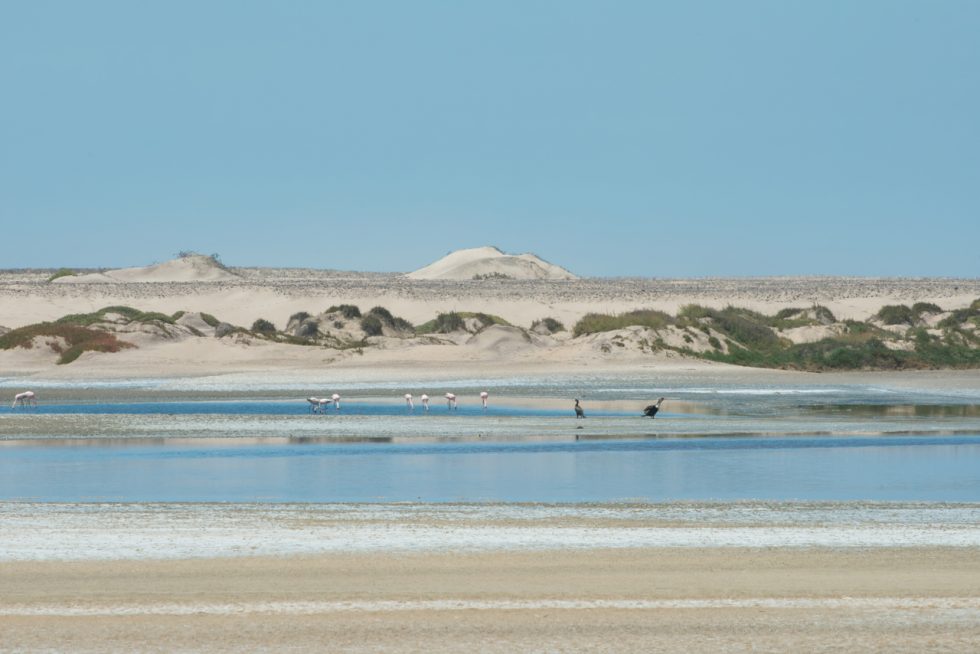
1, 1, 978, 277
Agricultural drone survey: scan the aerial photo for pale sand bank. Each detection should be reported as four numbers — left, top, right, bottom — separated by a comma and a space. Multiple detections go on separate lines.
4, 503, 980, 560
2, 548, 980, 652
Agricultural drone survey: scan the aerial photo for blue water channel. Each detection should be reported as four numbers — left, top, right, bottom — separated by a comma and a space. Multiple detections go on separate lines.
2, 434, 979, 503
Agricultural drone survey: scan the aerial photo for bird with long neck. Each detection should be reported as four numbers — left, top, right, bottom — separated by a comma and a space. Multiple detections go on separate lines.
331, 393, 341, 410
306, 397, 320, 413
480, 391, 489, 410
420, 394, 430, 412
445, 393, 457, 410
574, 399, 585, 419
405, 394, 414, 411
643, 398, 665, 418
12, 391, 37, 409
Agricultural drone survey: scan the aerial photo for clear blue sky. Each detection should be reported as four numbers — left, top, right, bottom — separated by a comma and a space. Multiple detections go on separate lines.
1, 1, 978, 277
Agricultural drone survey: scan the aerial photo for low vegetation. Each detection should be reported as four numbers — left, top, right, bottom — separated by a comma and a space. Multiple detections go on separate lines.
531, 317, 565, 333
326, 304, 362, 319
416, 311, 512, 334
251, 318, 276, 334
0, 322, 135, 364
47, 268, 76, 282
56, 306, 177, 326
3, 296, 977, 372
473, 272, 514, 280
573, 310, 672, 337
572, 299, 980, 371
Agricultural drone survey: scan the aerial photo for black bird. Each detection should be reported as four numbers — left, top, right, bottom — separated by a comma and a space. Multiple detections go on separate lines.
574, 399, 586, 419
643, 397, 665, 418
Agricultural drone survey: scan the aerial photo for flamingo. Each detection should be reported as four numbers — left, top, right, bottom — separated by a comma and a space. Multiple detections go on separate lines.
420, 394, 430, 412
405, 393, 414, 411
331, 393, 341, 410
643, 398, 665, 418
574, 399, 585, 419
445, 392, 457, 410
11, 391, 37, 409
480, 391, 489, 410
306, 397, 321, 414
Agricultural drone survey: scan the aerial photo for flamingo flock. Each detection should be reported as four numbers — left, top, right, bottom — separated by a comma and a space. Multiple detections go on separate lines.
303, 390, 490, 414
9, 390, 666, 420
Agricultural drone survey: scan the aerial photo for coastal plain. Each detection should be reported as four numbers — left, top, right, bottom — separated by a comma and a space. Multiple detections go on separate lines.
2, 262, 980, 652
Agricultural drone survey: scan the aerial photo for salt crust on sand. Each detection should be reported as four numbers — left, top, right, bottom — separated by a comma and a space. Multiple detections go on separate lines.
3, 503, 979, 561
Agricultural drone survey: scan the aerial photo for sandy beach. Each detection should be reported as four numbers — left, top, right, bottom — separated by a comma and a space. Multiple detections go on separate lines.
4, 548, 980, 652
2, 503, 980, 652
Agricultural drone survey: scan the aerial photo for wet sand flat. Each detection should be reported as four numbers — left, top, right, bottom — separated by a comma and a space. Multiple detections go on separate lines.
2, 548, 980, 652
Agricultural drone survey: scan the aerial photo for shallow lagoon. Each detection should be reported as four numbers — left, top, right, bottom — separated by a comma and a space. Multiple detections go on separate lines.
1, 377, 978, 504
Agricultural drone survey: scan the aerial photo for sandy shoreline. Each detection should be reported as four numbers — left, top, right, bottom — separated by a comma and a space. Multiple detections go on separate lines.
3, 546, 979, 652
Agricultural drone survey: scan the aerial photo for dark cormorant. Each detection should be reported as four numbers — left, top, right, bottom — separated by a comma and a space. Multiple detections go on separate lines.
574, 399, 586, 419
643, 397, 665, 418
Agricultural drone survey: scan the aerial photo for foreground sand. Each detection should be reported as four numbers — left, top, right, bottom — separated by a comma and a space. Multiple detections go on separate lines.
2, 548, 980, 652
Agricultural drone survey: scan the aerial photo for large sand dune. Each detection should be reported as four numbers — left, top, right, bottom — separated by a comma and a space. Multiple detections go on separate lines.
55, 255, 239, 284
406, 246, 577, 280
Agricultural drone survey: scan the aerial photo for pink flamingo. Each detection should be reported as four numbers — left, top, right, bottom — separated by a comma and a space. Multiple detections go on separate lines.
331, 393, 341, 410
11, 391, 37, 409
480, 391, 489, 410
420, 394, 430, 412
306, 397, 321, 414
445, 392, 457, 410
405, 393, 414, 411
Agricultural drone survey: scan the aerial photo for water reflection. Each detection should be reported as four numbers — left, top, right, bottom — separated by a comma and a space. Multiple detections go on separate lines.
1, 435, 979, 503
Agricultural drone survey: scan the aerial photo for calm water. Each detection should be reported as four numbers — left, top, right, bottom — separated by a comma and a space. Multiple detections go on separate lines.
2, 434, 979, 503
2, 381, 979, 504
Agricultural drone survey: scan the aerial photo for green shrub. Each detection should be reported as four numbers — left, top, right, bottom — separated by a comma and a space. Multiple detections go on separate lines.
327, 304, 361, 319
937, 299, 980, 329
912, 302, 942, 315
199, 313, 220, 327
47, 268, 76, 282
774, 308, 804, 320
56, 306, 175, 326
251, 318, 276, 334
877, 304, 915, 325
532, 317, 565, 333
360, 314, 384, 336
433, 311, 466, 333
289, 311, 311, 323
171, 311, 186, 321
366, 306, 414, 332
573, 310, 672, 337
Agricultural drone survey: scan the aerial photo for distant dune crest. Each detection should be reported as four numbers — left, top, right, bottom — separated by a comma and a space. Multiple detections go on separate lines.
55, 255, 240, 284
406, 246, 577, 280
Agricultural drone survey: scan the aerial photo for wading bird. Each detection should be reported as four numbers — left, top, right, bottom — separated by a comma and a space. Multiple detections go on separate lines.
11, 391, 37, 409
643, 398, 666, 418
574, 399, 585, 419
480, 391, 489, 410
445, 393, 457, 410
405, 393, 414, 410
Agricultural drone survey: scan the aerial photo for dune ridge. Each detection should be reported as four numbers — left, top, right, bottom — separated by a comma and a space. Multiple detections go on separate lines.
406, 246, 577, 280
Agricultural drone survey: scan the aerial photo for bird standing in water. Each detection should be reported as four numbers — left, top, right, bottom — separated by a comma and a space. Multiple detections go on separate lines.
643, 398, 665, 418
574, 399, 585, 419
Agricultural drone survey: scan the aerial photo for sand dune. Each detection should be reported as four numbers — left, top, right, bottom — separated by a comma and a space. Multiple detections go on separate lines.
55, 255, 239, 284
406, 246, 577, 280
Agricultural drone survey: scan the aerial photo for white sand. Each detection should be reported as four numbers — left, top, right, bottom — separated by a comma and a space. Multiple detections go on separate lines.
406, 245, 577, 280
